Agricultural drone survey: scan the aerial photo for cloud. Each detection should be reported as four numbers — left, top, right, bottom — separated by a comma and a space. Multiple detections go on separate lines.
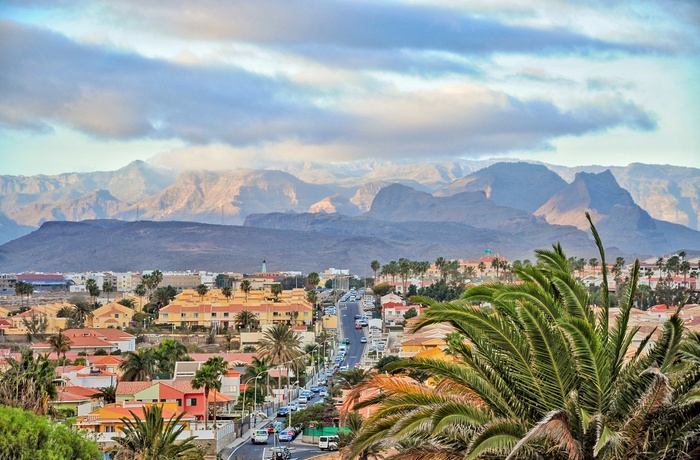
0, 20, 657, 167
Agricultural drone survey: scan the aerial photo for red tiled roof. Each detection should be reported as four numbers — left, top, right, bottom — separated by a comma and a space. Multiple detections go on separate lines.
63, 385, 100, 397
116, 381, 155, 395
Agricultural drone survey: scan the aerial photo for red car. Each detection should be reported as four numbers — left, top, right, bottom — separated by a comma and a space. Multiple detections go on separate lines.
355, 324, 362, 329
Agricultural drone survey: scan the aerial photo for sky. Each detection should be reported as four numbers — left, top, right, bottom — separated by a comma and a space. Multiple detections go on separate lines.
1, 0, 699, 176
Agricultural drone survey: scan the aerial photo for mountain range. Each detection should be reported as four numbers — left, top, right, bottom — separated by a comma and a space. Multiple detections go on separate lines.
0, 159, 698, 271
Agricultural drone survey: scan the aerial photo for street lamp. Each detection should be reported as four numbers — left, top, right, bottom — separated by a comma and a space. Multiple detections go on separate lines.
242, 375, 262, 431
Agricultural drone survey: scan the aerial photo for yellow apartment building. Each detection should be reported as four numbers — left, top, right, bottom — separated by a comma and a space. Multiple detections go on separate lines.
156, 287, 314, 329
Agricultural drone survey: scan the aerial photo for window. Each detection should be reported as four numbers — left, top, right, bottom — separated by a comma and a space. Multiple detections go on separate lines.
273, 312, 279, 317
181, 313, 186, 317
162, 313, 168, 319
177, 399, 182, 407
223, 312, 229, 318
193, 313, 198, 318
114, 314, 119, 318
189, 398, 197, 406
212, 312, 217, 317
104, 426, 115, 433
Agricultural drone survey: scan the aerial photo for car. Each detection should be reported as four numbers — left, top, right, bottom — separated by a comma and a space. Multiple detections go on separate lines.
277, 407, 289, 417
298, 395, 308, 404
319, 388, 328, 397
252, 429, 269, 444
278, 428, 296, 442
342, 338, 350, 344
288, 402, 299, 411
301, 390, 313, 397
360, 337, 367, 343
318, 378, 327, 385
319, 435, 339, 451
354, 314, 362, 319
355, 324, 362, 329
339, 365, 349, 371
310, 385, 321, 392
265, 422, 276, 433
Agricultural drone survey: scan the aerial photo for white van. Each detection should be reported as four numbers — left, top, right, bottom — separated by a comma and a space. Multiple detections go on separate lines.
252, 429, 269, 444
318, 435, 339, 451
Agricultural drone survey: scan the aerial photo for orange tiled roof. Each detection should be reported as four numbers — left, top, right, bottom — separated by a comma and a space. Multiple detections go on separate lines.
116, 381, 155, 395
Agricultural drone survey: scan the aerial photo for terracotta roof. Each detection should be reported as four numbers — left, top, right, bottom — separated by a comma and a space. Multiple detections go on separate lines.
90, 355, 123, 365
64, 385, 101, 397
161, 380, 234, 402
116, 381, 155, 395
55, 389, 92, 403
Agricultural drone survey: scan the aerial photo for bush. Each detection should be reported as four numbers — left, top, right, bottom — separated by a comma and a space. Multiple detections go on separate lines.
93, 349, 108, 356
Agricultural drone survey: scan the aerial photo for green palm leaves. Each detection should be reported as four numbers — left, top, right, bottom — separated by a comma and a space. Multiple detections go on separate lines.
346, 215, 700, 459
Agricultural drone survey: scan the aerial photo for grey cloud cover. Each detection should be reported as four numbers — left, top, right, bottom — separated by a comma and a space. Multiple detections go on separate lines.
0, 20, 656, 161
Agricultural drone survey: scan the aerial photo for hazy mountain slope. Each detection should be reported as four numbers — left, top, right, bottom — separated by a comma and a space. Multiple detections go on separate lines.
128, 169, 339, 225
535, 170, 700, 254
437, 162, 568, 213
7, 190, 126, 227
0, 212, 35, 247
544, 162, 700, 230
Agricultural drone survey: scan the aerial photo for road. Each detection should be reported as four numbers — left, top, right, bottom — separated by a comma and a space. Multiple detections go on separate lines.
223, 297, 368, 460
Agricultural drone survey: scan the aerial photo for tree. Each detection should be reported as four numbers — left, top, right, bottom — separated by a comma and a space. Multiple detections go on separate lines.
477, 261, 486, 277
102, 281, 114, 302
234, 310, 259, 332
14, 281, 34, 310
491, 256, 501, 278
117, 298, 136, 309
156, 338, 188, 375
195, 283, 209, 301
372, 282, 392, 297
192, 357, 228, 429
142, 270, 163, 295
98, 385, 117, 404
257, 324, 303, 389
270, 283, 282, 301
370, 260, 381, 282
0, 350, 58, 415
85, 279, 100, 304
221, 285, 233, 301
680, 260, 691, 287
403, 307, 418, 320
119, 348, 157, 381
48, 330, 72, 373
306, 272, 320, 290
239, 279, 252, 301
0, 405, 101, 459
398, 258, 412, 296
344, 213, 700, 459
149, 286, 175, 314
114, 404, 200, 459
306, 289, 318, 311
71, 299, 94, 327
243, 356, 272, 399
434, 256, 446, 280
589, 257, 599, 275
134, 283, 147, 311
22, 311, 47, 342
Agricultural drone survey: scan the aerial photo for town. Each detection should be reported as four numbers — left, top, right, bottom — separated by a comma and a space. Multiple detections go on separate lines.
1, 250, 698, 459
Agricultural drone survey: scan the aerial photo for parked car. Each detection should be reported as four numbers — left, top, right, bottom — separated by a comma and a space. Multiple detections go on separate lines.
319, 435, 339, 451
301, 390, 314, 397
298, 395, 308, 404
278, 427, 296, 442
277, 407, 289, 417
310, 385, 321, 392
360, 337, 367, 343
319, 388, 329, 398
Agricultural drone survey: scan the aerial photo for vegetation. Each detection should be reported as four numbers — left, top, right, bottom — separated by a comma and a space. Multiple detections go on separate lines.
14, 280, 34, 310
191, 357, 228, 429
0, 350, 58, 415
256, 324, 303, 389
119, 348, 157, 381
114, 404, 201, 460
156, 339, 189, 375
343, 214, 700, 459
0, 405, 101, 459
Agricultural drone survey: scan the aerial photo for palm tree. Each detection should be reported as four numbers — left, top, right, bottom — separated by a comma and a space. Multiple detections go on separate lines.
589, 257, 599, 275
191, 364, 222, 430
0, 349, 57, 415
434, 256, 446, 280
370, 260, 381, 282
114, 404, 199, 459
243, 356, 272, 398
48, 331, 71, 373
257, 324, 303, 390
491, 256, 501, 278
239, 280, 252, 302
234, 310, 259, 332
270, 283, 282, 301
221, 285, 233, 301
98, 385, 117, 404
477, 261, 486, 277
119, 348, 157, 381
306, 272, 320, 290
156, 338, 188, 375
134, 283, 147, 311
195, 283, 209, 301
85, 279, 100, 304
344, 213, 700, 459
71, 299, 93, 327
680, 260, 691, 287
102, 281, 114, 303
14, 281, 34, 310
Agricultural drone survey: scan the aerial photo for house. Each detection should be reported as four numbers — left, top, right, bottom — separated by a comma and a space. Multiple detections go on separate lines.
32, 328, 136, 354
59, 365, 118, 389
76, 401, 195, 435
173, 359, 242, 400
51, 385, 101, 416
87, 302, 135, 329
4, 302, 73, 335
115, 380, 234, 421
382, 303, 421, 325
